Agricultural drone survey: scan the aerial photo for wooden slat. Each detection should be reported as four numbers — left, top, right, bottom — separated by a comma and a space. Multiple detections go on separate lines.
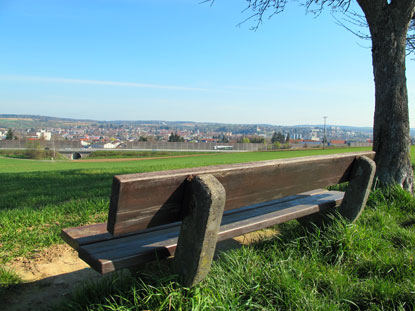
81, 190, 344, 274
61, 223, 108, 250
62, 191, 322, 250
108, 152, 374, 235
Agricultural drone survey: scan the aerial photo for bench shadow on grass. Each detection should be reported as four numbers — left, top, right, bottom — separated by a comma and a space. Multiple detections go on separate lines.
3, 267, 102, 311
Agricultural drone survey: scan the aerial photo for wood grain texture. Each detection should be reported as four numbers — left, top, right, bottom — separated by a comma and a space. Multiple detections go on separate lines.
80, 190, 344, 274
107, 152, 374, 235
62, 192, 323, 250
61, 221, 182, 251
61, 223, 108, 250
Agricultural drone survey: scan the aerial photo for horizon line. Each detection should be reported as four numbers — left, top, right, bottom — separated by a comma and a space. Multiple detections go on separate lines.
0, 113, 375, 129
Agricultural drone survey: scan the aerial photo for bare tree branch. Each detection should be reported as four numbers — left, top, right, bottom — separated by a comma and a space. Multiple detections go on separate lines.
203, 0, 415, 54
333, 10, 370, 40
303, 0, 352, 15
407, 17, 415, 55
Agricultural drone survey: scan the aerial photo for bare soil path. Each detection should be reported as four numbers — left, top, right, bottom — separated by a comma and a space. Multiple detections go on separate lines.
4, 229, 278, 311
4, 244, 100, 311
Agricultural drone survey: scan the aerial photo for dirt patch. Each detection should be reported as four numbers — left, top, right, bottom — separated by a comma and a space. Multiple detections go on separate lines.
5, 244, 90, 283
4, 244, 101, 311
217, 227, 279, 250
3, 229, 278, 311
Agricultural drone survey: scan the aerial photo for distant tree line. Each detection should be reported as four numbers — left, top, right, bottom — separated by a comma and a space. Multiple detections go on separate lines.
271, 131, 290, 144
237, 136, 265, 144
5, 128, 16, 140
168, 132, 184, 142
213, 135, 229, 143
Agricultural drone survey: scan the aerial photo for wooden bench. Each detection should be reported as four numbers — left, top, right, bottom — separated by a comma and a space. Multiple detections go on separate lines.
62, 151, 375, 286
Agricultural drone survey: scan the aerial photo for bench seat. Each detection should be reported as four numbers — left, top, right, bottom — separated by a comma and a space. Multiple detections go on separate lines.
62, 189, 344, 274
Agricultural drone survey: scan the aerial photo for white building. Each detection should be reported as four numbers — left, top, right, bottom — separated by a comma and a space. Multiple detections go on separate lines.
104, 142, 120, 149
36, 130, 52, 140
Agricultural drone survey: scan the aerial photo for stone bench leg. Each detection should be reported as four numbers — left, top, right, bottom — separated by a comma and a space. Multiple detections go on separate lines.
337, 156, 376, 222
298, 156, 376, 226
173, 174, 226, 287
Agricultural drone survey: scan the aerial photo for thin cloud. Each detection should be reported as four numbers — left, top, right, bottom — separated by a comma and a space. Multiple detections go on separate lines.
223, 81, 372, 94
0, 75, 211, 92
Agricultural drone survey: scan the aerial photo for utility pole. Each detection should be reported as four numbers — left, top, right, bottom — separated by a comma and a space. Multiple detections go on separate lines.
52, 135, 56, 160
323, 116, 328, 150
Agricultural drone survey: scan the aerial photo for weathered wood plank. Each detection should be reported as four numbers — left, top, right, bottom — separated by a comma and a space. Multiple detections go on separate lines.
107, 152, 374, 235
62, 190, 331, 250
81, 190, 344, 274
217, 191, 343, 241
61, 189, 327, 250
61, 223, 108, 250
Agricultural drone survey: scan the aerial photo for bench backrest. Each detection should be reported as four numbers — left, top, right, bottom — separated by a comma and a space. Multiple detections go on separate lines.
107, 151, 375, 235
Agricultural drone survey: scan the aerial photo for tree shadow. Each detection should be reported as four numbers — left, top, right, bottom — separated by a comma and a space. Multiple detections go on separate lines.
0, 170, 115, 211
2, 267, 102, 311
2, 237, 245, 311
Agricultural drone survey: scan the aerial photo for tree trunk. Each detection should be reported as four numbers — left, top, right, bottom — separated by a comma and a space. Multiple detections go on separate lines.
359, 1, 415, 191
372, 30, 413, 191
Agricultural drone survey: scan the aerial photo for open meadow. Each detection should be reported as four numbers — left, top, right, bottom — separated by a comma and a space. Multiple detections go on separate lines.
1, 147, 415, 310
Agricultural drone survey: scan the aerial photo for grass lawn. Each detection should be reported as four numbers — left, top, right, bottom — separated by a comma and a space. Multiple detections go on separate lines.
0, 147, 372, 173
1, 146, 415, 310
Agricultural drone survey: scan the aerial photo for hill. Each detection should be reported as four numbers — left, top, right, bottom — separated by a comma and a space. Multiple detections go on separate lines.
0, 114, 376, 132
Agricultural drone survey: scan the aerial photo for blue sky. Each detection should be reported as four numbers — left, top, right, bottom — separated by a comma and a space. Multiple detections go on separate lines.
0, 0, 414, 127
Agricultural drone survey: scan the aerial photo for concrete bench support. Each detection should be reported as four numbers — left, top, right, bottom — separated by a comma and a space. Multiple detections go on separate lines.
338, 156, 376, 222
298, 155, 376, 226
173, 174, 226, 287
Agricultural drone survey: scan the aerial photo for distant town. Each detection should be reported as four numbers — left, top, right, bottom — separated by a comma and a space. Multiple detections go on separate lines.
0, 114, 377, 150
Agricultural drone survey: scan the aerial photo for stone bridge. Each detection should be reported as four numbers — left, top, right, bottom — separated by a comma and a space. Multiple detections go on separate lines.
57, 149, 93, 160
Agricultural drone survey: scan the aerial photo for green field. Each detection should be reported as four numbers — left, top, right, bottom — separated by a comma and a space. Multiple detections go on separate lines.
0, 147, 370, 264
0, 148, 68, 160
1, 146, 415, 310
0, 147, 372, 173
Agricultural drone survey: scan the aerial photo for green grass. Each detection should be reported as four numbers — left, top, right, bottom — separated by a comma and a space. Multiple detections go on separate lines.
54, 186, 415, 311
0, 267, 21, 288
0, 149, 33, 159
0, 148, 67, 160
0, 147, 371, 173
